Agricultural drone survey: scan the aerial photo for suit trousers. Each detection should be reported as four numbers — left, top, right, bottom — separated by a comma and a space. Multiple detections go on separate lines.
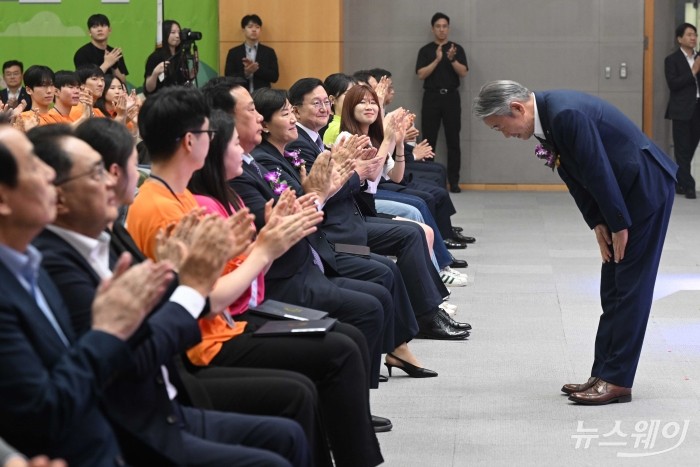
178, 404, 308, 467
365, 217, 447, 325
406, 160, 448, 187
593, 184, 674, 388
207, 322, 383, 467
421, 90, 462, 187
191, 366, 331, 467
671, 101, 700, 191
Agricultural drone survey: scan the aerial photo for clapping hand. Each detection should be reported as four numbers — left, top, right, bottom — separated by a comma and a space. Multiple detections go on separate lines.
103, 47, 123, 69
412, 139, 435, 161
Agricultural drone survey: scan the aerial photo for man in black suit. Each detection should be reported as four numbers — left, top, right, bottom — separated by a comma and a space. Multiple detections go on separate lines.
474, 80, 677, 405
0, 125, 173, 466
665, 22, 700, 199
286, 77, 471, 340
1, 60, 31, 110
27, 124, 309, 466
224, 14, 279, 93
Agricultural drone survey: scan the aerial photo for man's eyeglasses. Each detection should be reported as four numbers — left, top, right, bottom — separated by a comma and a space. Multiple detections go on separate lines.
55, 161, 106, 186
306, 99, 331, 110
177, 129, 217, 142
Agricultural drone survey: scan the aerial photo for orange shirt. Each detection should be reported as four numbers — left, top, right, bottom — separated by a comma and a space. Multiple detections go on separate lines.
126, 179, 246, 366
69, 103, 105, 121
39, 108, 74, 125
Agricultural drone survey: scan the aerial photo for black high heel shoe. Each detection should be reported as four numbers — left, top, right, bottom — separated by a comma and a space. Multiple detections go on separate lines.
384, 353, 438, 378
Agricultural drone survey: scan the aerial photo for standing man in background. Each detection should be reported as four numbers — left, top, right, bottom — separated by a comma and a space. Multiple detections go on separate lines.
664, 22, 700, 199
1, 61, 31, 110
416, 12, 468, 193
73, 14, 128, 85
225, 14, 279, 93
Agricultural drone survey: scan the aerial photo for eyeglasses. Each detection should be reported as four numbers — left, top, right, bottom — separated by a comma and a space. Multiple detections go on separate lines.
306, 99, 331, 110
55, 161, 106, 186
177, 129, 217, 142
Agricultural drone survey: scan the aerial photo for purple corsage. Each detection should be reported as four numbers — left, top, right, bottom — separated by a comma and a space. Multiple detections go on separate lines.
264, 168, 289, 195
283, 149, 304, 170
535, 144, 560, 171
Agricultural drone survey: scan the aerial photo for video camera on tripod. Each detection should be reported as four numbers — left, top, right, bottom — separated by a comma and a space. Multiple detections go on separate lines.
172, 28, 203, 86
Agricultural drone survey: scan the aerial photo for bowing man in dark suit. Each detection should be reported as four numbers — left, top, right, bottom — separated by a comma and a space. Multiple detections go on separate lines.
26, 125, 310, 467
474, 80, 677, 405
224, 14, 279, 93
664, 22, 700, 199
0, 126, 173, 466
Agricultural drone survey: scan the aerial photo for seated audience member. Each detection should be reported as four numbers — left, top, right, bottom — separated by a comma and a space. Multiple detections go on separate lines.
337, 84, 468, 287
18, 66, 54, 131
76, 117, 331, 467
286, 77, 471, 340
250, 87, 439, 376
144, 20, 193, 95
73, 14, 128, 83
94, 74, 139, 136
40, 71, 89, 126
0, 125, 168, 466
126, 86, 385, 467
225, 14, 279, 92
206, 78, 419, 386
321, 73, 356, 146
69, 65, 106, 120
29, 123, 310, 467
1, 60, 32, 110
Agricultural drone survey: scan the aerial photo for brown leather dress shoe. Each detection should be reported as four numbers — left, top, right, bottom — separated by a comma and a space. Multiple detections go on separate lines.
561, 376, 599, 395
568, 379, 632, 405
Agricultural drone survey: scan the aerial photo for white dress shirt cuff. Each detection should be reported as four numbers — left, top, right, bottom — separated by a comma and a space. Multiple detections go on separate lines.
169, 285, 206, 319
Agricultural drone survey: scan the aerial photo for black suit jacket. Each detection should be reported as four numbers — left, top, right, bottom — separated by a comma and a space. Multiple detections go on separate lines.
0, 254, 129, 466
664, 48, 700, 120
33, 229, 204, 465
224, 43, 279, 90
0, 87, 31, 110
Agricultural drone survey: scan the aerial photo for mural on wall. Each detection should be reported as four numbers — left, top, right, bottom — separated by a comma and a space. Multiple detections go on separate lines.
0, 0, 219, 91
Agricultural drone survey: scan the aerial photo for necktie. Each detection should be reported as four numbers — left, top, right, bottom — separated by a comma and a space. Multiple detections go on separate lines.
308, 245, 325, 273
315, 136, 324, 153
249, 159, 264, 179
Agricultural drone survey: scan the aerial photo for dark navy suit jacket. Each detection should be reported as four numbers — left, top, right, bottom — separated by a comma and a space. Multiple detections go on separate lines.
536, 90, 677, 233
33, 229, 203, 465
0, 253, 129, 466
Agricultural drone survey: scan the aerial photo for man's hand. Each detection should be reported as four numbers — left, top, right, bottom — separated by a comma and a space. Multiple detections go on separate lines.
611, 228, 628, 263
242, 57, 259, 77
435, 44, 443, 62
301, 150, 335, 201
103, 48, 123, 69
178, 213, 254, 297
446, 43, 457, 62
255, 207, 324, 260
92, 253, 173, 340
412, 139, 435, 160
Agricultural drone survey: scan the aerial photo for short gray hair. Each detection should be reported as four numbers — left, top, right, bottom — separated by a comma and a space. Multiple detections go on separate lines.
472, 80, 531, 119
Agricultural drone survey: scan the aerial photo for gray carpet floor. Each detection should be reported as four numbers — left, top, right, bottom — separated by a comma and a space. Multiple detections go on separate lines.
371, 190, 700, 467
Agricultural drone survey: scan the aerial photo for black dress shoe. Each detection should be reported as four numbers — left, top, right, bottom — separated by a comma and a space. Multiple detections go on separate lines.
686, 189, 696, 199
372, 415, 393, 433
417, 311, 470, 340
450, 184, 462, 193
437, 308, 471, 330
676, 185, 686, 195
449, 258, 468, 268
452, 231, 476, 244
444, 239, 467, 249
378, 375, 388, 383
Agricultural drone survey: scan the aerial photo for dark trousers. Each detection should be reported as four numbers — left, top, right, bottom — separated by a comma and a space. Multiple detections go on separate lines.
593, 184, 674, 388
208, 323, 383, 467
421, 90, 462, 187
365, 217, 447, 325
178, 404, 309, 467
379, 181, 456, 239
671, 101, 700, 191
192, 366, 331, 467
406, 159, 447, 187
